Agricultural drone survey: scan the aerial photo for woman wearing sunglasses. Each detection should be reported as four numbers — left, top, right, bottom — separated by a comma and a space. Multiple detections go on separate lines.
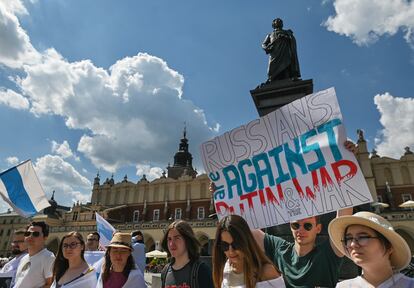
329, 211, 413, 287
96, 232, 145, 288
212, 214, 285, 288
51, 231, 96, 288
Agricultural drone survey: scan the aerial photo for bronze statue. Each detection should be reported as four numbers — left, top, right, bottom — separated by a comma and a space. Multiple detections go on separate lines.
262, 18, 301, 83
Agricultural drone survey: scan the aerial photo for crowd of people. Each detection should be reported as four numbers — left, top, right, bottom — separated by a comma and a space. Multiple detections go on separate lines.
0, 210, 412, 288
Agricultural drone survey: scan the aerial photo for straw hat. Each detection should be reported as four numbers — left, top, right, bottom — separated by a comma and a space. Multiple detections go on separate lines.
328, 211, 411, 271
107, 232, 133, 250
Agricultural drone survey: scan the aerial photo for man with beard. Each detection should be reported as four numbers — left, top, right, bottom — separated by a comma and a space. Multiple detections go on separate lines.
0, 229, 28, 287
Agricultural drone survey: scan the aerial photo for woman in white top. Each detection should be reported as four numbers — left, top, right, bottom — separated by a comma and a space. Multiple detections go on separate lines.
212, 215, 285, 288
51, 231, 97, 288
329, 211, 414, 288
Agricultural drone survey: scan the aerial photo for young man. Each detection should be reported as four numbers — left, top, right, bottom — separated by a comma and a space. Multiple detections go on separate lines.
161, 220, 213, 288
13, 221, 55, 288
86, 232, 100, 251
131, 230, 146, 273
252, 208, 352, 288
0, 229, 28, 286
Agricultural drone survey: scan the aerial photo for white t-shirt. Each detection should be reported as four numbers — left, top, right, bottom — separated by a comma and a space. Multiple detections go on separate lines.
13, 248, 55, 288
336, 273, 414, 288
0, 253, 27, 286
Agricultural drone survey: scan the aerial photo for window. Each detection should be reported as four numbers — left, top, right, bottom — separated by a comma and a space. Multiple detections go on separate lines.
153, 209, 160, 222
402, 194, 412, 202
377, 195, 383, 202
72, 212, 78, 221
197, 207, 205, 220
7, 229, 10, 236
133, 210, 140, 223
175, 208, 182, 220
0, 230, 3, 236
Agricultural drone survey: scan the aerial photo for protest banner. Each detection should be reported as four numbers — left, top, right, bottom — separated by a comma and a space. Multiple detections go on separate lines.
201, 88, 372, 229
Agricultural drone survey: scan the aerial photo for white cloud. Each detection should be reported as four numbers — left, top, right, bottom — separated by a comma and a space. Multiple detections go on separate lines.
135, 164, 164, 181
0, 0, 40, 68
324, 0, 414, 47
374, 92, 414, 158
34, 155, 92, 205
0, 88, 29, 110
0, 0, 218, 175
51, 140, 79, 161
5, 156, 19, 166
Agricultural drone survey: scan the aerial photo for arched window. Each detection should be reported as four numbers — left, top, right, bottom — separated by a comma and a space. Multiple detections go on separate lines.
175, 208, 182, 220
197, 207, 205, 220
133, 210, 140, 222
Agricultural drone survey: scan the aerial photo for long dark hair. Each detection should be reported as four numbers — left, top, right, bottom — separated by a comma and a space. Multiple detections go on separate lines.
53, 231, 86, 282
161, 220, 200, 263
102, 247, 135, 282
212, 215, 276, 288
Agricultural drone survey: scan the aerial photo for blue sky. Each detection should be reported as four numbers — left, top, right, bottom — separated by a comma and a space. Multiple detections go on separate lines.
1, 0, 414, 211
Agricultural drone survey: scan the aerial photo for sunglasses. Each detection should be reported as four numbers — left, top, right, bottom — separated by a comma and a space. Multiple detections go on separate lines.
341, 235, 379, 248
87, 238, 98, 242
62, 242, 81, 249
290, 222, 313, 231
24, 231, 42, 237
220, 241, 241, 252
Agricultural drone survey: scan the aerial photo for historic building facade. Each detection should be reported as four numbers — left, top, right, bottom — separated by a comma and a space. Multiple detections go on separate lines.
1, 130, 414, 255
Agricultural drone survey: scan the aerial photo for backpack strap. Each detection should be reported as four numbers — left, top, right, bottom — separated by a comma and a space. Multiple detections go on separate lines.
190, 260, 202, 288
161, 262, 171, 287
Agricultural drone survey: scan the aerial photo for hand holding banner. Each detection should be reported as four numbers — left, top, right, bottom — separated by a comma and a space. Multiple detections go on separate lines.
201, 88, 372, 229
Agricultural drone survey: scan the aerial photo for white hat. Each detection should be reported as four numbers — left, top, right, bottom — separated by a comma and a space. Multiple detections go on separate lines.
328, 211, 411, 271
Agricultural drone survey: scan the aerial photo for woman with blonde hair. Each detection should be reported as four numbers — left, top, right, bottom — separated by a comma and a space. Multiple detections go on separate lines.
51, 231, 96, 287
212, 214, 285, 288
329, 211, 414, 287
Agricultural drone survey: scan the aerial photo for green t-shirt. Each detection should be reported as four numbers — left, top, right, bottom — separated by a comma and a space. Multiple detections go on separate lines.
264, 234, 343, 288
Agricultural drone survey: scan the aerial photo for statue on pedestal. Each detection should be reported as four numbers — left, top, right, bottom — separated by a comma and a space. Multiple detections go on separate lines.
262, 18, 301, 83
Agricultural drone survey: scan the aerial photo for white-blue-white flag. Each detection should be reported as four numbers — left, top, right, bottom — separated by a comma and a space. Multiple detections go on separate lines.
95, 212, 116, 248
0, 160, 50, 218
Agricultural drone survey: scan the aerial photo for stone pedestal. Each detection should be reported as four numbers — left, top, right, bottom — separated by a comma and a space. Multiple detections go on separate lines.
250, 79, 313, 117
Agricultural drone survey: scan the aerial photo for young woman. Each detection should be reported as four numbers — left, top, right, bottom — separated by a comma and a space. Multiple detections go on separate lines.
329, 211, 414, 287
212, 214, 285, 288
161, 220, 213, 288
96, 232, 145, 288
51, 231, 96, 288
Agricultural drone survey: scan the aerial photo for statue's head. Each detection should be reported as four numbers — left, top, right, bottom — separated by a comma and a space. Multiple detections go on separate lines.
272, 18, 283, 29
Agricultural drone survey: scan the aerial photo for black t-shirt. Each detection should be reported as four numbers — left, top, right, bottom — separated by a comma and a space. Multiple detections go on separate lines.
163, 260, 213, 288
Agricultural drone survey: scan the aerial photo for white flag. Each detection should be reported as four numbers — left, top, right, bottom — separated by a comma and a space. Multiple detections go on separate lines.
0, 160, 50, 217
95, 212, 116, 248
